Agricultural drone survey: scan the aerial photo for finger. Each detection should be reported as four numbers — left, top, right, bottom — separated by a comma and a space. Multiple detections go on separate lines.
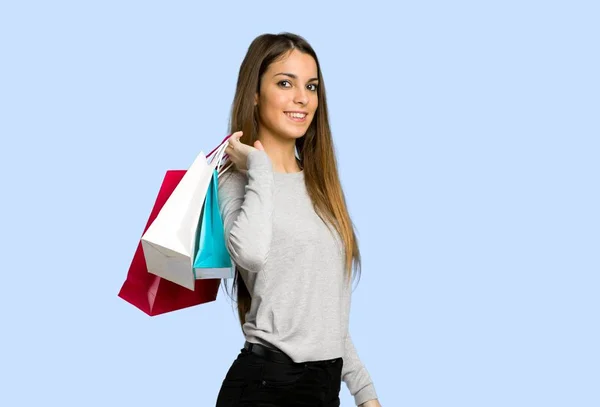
229, 131, 243, 143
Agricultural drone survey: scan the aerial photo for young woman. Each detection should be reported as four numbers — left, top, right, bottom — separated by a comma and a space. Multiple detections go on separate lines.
215, 32, 381, 407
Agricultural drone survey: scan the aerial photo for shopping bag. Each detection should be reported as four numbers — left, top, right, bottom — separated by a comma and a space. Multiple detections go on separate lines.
117, 170, 220, 316
140, 139, 231, 290
192, 168, 233, 279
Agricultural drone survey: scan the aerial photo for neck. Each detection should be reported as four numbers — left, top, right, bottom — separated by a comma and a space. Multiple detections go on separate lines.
258, 132, 302, 173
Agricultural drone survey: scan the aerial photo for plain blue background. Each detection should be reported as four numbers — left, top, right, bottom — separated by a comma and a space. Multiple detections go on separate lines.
1, 1, 598, 406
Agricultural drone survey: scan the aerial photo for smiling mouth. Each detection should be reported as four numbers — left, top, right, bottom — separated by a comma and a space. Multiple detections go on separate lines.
285, 112, 308, 121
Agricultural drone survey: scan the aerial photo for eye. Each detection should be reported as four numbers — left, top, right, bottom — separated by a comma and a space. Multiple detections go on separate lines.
307, 83, 318, 92
278, 80, 292, 88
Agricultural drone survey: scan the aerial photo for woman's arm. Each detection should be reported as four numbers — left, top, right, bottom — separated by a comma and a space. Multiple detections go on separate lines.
341, 276, 380, 406
359, 399, 382, 407
342, 333, 379, 406
218, 149, 274, 272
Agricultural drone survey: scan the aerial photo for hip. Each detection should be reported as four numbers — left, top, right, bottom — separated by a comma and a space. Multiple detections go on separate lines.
216, 343, 343, 407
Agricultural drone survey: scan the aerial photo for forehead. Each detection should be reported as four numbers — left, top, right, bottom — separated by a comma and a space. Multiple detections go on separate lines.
266, 49, 318, 78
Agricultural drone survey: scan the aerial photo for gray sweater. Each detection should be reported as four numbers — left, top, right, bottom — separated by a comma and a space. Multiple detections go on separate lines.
218, 150, 377, 406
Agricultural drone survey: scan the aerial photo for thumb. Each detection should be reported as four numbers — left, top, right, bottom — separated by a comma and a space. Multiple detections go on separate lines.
254, 140, 265, 151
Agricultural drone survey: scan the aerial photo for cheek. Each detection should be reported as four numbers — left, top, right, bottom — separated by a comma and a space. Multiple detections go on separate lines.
271, 93, 289, 110
263, 95, 287, 119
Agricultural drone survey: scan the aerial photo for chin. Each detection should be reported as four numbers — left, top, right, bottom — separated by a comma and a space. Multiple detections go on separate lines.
276, 127, 309, 140
289, 131, 308, 140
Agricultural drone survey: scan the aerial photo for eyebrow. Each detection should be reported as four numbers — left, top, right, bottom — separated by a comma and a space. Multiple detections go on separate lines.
273, 72, 319, 82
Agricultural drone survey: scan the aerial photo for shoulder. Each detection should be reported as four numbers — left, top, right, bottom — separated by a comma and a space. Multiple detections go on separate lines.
218, 168, 248, 198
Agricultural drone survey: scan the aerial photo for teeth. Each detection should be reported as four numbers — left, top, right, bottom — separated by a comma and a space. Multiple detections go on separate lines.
286, 112, 306, 119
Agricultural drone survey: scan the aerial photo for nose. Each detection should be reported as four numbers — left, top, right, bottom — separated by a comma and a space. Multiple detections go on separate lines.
293, 87, 309, 105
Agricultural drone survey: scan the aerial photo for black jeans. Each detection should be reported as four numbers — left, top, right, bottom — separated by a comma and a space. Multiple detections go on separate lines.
215, 346, 343, 407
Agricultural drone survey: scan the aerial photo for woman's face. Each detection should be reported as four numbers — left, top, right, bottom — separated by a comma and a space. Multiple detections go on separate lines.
255, 49, 319, 142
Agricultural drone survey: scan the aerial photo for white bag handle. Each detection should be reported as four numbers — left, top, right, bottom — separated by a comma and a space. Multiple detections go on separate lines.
207, 139, 233, 178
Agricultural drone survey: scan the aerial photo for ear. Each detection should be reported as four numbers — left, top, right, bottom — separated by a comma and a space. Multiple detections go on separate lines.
254, 92, 259, 106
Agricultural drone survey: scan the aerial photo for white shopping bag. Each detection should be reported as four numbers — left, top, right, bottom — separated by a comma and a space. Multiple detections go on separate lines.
141, 139, 233, 290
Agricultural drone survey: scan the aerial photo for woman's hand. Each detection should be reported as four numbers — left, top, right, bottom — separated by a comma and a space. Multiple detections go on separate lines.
359, 399, 382, 407
224, 131, 265, 171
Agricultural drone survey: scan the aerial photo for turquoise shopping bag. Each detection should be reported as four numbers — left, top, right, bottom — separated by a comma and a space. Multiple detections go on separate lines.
192, 169, 233, 279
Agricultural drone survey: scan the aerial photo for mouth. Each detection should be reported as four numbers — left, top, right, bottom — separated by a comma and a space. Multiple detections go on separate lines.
284, 111, 308, 122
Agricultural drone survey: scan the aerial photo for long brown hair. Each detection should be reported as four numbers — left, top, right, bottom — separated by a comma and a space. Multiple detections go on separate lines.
221, 32, 361, 327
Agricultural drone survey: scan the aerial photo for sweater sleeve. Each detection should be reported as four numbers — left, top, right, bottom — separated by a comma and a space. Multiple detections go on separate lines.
342, 333, 378, 405
217, 150, 274, 273
341, 279, 378, 405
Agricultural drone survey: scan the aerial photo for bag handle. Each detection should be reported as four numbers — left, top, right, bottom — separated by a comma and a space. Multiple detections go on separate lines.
214, 142, 231, 175
206, 135, 233, 177
207, 134, 231, 158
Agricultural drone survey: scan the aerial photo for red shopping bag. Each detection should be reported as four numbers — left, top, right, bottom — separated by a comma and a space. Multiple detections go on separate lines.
118, 170, 221, 316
